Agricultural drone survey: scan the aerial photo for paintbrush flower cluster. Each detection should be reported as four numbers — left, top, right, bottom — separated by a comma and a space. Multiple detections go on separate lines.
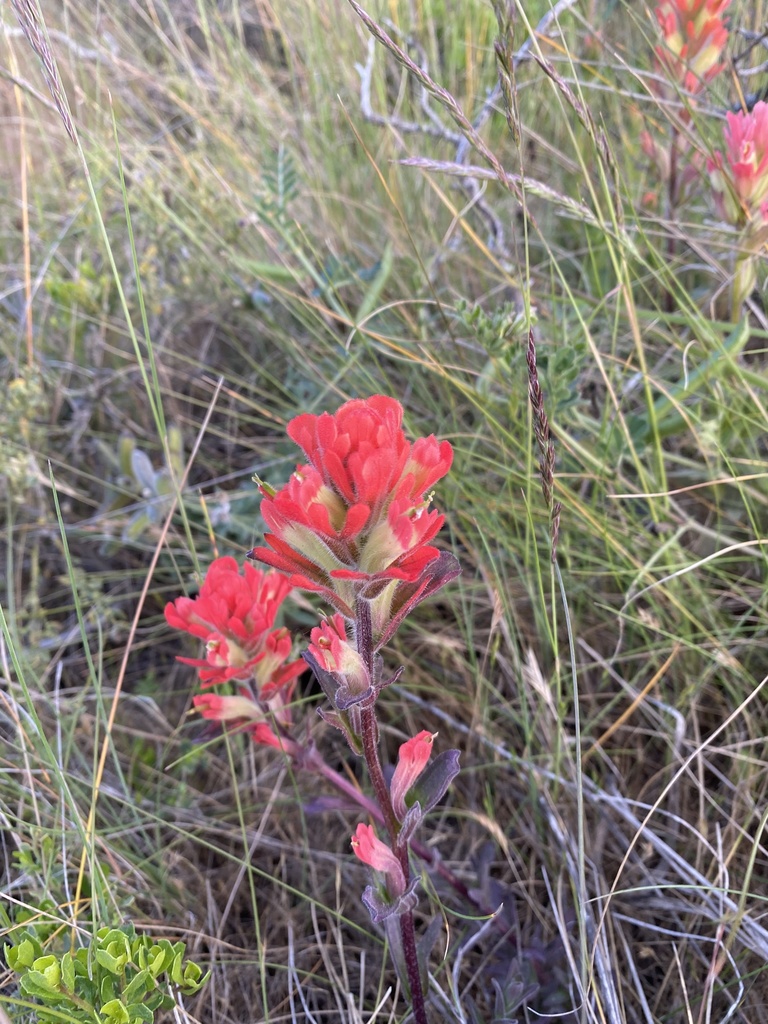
252, 395, 457, 647
708, 102, 768, 227
644, 0, 768, 316
654, 0, 731, 94
707, 101, 768, 311
165, 396, 461, 1024
164, 557, 303, 748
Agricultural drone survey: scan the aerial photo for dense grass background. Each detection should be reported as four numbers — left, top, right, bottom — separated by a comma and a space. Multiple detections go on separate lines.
2, 0, 768, 1020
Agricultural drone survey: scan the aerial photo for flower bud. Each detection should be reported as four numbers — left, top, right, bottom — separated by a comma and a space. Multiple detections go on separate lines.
390, 731, 435, 821
308, 614, 371, 706
351, 823, 405, 898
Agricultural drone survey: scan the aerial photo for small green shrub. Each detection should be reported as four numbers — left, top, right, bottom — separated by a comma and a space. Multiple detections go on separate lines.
5, 920, 209, 1023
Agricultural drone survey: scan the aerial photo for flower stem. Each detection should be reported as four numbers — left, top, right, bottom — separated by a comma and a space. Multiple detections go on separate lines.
310, 754, 383, 818
664, 124, 679, 313
732, 254, 756, 321
360, 704, 400, 838
356, 599, 429, 1024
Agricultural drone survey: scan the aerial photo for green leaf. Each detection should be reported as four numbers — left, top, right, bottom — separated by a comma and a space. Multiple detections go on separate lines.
100, 998, 130, 1023
122, 968, 152, 1003
21, 970, 65, 1002
32, 955, 61, 990
95, 948, 126, 974
126, 1003, 153, 1023
102, 928, 133, 958
145, 990, 165, 1012
100, 973, 117, 1005
7, 936, 37, 970
61, 951, 76, 992
169, 951, 184, 986
179, 960, 209, 993
351, 242, 393, 335
147, 941, 173, 978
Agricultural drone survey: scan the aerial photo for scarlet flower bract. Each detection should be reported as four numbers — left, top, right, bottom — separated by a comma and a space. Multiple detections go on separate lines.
251, 396, 453, 613
351, 823, 405, 897
709, 102, 768, 226
165, 556, 303, 689
192, 689, 294, 750
309, 614, 369, 694
390, 730, 435, 821
654, 0, 731, 93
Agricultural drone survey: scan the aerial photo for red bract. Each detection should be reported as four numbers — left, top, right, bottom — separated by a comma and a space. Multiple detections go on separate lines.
287, 396, 451, 508
391, 730, 435, 821
309, 614, 369, 693
709, 102, 768, 225
351, 823, 405, 897
165, 557, 302, 689
193, 691, 263, 722
193, 688, 298, 751
251, 397, 453, 616
655, 0, 731, 93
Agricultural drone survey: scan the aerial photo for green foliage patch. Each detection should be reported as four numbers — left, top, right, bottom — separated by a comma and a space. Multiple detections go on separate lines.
5, 921, 208, 1024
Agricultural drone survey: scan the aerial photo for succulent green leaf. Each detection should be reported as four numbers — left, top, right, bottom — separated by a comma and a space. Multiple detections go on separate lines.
147, 941, 173, 978
126, 1004, 153, 1023
145, 991, 165, 1012
7, 936, 37, 970
100, 972, 117, 1004
169, 951, 184, 985
180, 960, 208, 992
61, 951, 75, 992
100, 998, 130, 1023
32, 955, 61, 990
99, 928, 133, 956
122, 968, 152, 1003
21, 969, 65, 1002
128, 1003, 153, 1019
95, 948, 125, 974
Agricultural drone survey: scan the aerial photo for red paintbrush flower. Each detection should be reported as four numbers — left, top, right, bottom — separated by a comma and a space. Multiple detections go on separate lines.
708, 101, 768, 226
654, 0, 731, 94
165, 556, 303, 689
250, 396, 453, 619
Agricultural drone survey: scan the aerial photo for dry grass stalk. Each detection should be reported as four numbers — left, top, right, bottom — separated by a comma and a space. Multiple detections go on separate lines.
10, 0, 76, 142
526, 327, 561, 560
